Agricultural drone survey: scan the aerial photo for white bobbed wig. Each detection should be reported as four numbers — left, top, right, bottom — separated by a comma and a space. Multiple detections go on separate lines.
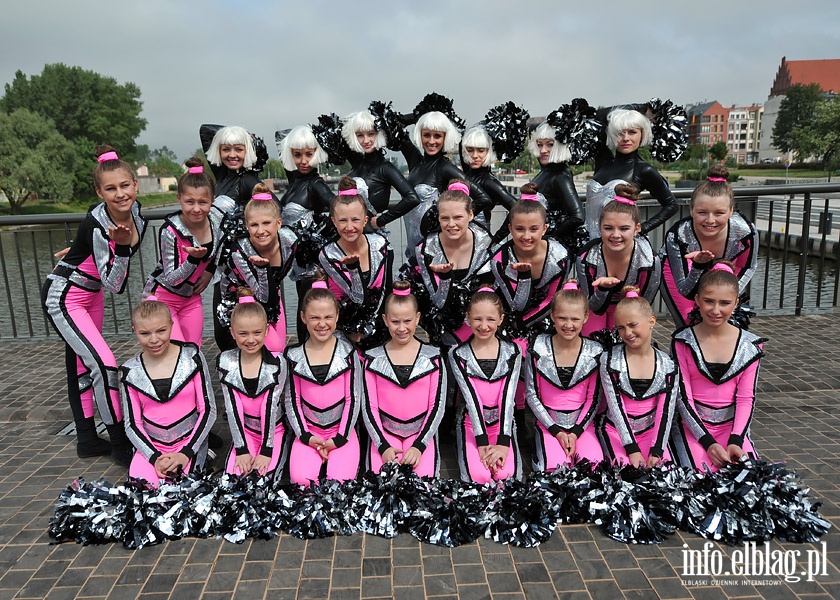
206, 126, 257, 169
460, 127, 497, 166
606, 109, 652, 150
527, 122, 571, 164
280, 125, 328, 171
341, 111, 387, 153
411, 111, 461, 154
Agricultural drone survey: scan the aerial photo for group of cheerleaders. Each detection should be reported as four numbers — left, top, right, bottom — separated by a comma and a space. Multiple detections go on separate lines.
42, 96, 762, 493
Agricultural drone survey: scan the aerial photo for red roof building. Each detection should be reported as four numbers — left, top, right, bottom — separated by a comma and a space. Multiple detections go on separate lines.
769, 57, 840, 96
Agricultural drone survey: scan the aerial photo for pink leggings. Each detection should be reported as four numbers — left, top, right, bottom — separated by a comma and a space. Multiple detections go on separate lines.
367, 433, 438, 478
225, 424, 287, 476
532, 424, 603, 472
289, 429, 360, 485
44, 282, 122, 424
129, 450, 194, 488
155, 288, 204, 347
600, 423, 671, 465
457, 421, 518, 484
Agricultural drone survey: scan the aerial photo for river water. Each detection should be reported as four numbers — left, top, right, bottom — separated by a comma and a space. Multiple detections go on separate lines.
0, 213, 836, 341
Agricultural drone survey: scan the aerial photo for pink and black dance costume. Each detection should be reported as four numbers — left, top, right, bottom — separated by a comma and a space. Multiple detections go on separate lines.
120, 341, 217, 486
217, 228, 298, 354
284, 337, 363, 485
491, 238, 571, 338
217, 347, 288, 477
361, 342, 447, 477
318, 233, 394, 348
669, 327, 765, 471
524, 335, 604, 471
577, 237, 661, 337
143, 208, 224, 346
412, 224, 494, 347
660, 213, 758, 328
42, 201, 147, 455
449, 338, 522, 483
490, 238, 571, 410
596, 344, 678, 465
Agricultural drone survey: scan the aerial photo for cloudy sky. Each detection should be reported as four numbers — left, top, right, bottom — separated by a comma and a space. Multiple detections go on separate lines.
3, 0, 838, 159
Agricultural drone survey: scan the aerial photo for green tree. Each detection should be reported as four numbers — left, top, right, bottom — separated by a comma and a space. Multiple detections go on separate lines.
771, 83, 824, 159
146, 146, 181, 176
795, 97, 840, 180
709, 141, 728, 162
1, 63, 147, 197
263, 158, 286, 180
0, 109, 77, 214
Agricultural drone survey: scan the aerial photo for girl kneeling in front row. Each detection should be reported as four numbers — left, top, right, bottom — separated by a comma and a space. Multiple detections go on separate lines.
670, 262, 765, 471
217, 288, 288, 478
450, 288, 521, 483
120, 298, 216, 487
362, 281, 446, 477
284, 274, 362, 485
596, 287, 678, 468
525, 281, 604, 472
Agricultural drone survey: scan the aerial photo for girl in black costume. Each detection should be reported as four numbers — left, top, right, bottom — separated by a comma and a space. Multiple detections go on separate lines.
341, 109, 420, 233
461, 126, 518, 244
586, 108, 677, 238
277, 125, 334, 340
527, 122, 586, 250
399, 96, 492, 254
201, 124, 275, 206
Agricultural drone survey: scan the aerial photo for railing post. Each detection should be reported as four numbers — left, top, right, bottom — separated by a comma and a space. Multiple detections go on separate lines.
795, 192, 812, 316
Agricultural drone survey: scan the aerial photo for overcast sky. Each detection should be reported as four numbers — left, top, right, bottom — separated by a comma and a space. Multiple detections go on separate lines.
3, 1, 838, 160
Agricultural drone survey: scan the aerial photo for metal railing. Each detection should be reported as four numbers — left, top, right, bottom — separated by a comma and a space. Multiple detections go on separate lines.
1, 183, 838, 340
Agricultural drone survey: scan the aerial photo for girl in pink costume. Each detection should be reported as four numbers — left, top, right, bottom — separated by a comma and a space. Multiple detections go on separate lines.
490, 187, 571, 425
318, 176, 393, 348
660, 165, 758, 329
284, 276, 362, 485
577, 184, 660, 337
670, 262, 765, 471
597, 287, 678, 467
450, 288, 521, 483
42, 146, 146, 465
413, 181, 494, 348
217, 289, 288, 478
524, 281, 604, 471
219, 183, 297, 354
120, 297, 217, 486
362, 281, 446, 477
143, 157, 223, 346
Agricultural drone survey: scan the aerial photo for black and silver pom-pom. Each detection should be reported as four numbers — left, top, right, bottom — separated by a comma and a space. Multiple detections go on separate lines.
546, 98, 604, 165
412, 93, 466, 131
369, 100, 409, 151
647, 98, 688, 164
482, 101, 531, 163
311, 113, 350, 166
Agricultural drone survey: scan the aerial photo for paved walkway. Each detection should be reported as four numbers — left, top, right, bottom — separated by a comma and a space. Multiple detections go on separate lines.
0, 315, 838, 600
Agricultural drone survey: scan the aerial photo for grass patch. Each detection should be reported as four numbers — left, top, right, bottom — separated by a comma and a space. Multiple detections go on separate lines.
0, 192, 178, 216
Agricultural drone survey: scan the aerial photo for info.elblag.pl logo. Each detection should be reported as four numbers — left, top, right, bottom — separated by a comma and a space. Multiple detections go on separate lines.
681, 541, 828, 585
